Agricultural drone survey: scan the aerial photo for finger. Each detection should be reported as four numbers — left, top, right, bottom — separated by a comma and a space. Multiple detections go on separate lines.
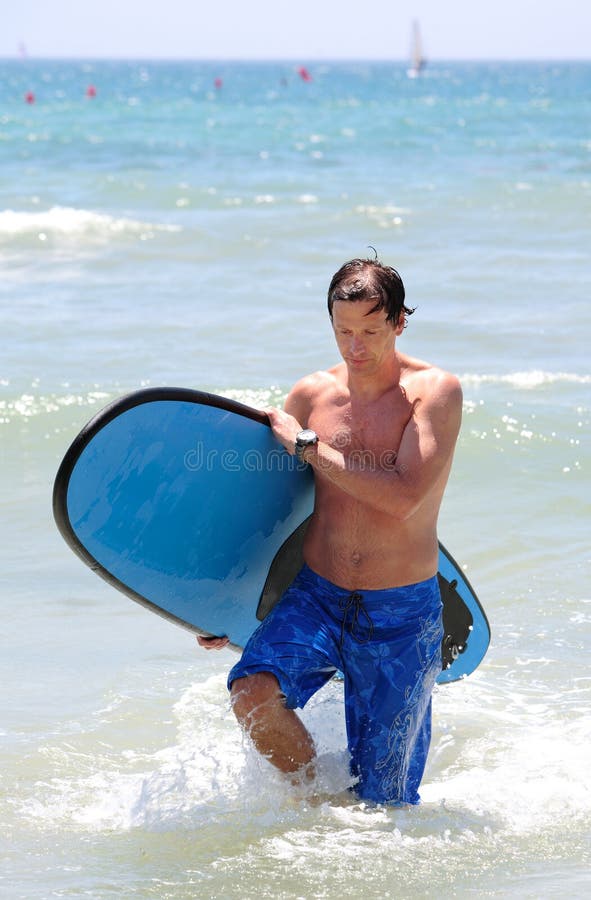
207, 638, 229, 650
196, 634, 229, 650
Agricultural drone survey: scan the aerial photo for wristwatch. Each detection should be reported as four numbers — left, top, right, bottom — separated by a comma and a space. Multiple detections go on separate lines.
294, 428, 319, 463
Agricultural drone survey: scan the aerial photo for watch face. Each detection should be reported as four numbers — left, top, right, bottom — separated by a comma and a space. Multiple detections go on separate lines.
298, 429, 317, 443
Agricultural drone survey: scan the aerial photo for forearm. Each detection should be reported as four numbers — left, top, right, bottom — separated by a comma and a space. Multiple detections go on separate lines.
302, 440, 417, 520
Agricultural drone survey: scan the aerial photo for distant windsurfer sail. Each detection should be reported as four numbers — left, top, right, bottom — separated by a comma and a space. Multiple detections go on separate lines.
407, 20, 426, 78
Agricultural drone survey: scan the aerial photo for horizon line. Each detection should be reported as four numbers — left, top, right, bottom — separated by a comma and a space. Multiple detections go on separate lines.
1, 54, 590, 64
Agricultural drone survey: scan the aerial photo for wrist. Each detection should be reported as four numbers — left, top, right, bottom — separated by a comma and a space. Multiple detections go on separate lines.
300, 441, 319, 465
294, 428, 319, 463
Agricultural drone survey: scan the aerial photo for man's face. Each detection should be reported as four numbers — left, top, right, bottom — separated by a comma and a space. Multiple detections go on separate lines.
331, 299, 402, 376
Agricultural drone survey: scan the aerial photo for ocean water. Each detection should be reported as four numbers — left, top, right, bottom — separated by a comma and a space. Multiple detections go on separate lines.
1, 59, 589, 898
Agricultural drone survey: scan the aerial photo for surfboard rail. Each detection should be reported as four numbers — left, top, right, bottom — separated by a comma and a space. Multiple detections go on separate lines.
53, 387, 269, 619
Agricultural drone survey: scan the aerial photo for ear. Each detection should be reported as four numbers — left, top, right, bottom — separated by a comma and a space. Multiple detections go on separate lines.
393, 313, 405, 336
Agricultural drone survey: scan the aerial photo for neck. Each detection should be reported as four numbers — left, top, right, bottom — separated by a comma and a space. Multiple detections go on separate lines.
345, 353, 402, 402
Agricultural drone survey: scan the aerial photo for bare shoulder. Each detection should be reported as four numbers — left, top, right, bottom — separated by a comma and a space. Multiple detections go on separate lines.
401, 355, 463, 421
423, 366, 462, 406
284, 368, 338, 420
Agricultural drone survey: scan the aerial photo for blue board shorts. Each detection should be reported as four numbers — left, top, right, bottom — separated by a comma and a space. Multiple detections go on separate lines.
228, 564, 443, 805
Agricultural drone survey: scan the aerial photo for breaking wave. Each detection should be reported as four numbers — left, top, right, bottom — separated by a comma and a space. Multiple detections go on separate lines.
0, 206, 181, 242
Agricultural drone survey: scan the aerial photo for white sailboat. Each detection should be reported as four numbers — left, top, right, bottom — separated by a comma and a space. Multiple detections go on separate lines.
407, 20, 426, 78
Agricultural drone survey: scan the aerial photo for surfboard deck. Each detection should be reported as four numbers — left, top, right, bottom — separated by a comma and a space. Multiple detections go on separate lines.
53, 387, 490, 684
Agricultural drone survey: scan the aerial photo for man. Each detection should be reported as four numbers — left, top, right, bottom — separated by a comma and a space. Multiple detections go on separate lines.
199, 257, 462, 805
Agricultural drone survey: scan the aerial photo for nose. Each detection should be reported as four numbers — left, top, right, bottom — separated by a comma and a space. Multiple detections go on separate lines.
349, 335, 365, 356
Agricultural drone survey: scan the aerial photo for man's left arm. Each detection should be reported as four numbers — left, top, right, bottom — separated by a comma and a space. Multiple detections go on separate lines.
384, 372, 463, 519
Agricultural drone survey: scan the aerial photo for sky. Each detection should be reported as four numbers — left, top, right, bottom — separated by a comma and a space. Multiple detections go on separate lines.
1, 0, 589, 61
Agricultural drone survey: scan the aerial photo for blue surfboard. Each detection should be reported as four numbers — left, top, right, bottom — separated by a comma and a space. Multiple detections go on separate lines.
53, 388, 490, 684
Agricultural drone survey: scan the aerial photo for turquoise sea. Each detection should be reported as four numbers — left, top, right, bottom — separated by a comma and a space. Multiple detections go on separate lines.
1, 59, 589, 898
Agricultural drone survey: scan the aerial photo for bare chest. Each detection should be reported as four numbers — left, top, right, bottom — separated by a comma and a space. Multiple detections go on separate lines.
309, 390, 415, 461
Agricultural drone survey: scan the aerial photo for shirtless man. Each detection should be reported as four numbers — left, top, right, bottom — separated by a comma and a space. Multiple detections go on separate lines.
199, 257, 462, 805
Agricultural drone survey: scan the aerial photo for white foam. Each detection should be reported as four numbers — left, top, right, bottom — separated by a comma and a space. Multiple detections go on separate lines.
0, 390, 110, 422
425, 679, 591, 836
0, 206, 181, 240
423, 720, 591, 834
20, 675, 352, 833
217, 386, 286, 408
460, 370, 591, 389
17, 672, 591, 857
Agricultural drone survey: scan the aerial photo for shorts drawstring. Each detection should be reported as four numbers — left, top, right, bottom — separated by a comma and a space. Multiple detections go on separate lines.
339, 591, 375, 648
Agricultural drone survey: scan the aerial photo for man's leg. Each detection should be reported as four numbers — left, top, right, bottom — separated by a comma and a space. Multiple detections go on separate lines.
230, 671, 316, 781
342, 580, 443, 804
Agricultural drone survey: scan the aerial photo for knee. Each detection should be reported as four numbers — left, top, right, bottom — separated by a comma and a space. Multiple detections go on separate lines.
230, 672, 284, 729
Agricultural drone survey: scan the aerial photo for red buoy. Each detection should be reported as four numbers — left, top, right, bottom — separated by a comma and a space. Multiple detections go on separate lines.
86, 84, 97, 98
25, 91, 35, 104
214, 77, 223, 90
298, 66, 312, 83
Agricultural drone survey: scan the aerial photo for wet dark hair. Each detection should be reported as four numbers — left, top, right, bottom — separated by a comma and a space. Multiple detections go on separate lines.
327, 257, 415, 326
